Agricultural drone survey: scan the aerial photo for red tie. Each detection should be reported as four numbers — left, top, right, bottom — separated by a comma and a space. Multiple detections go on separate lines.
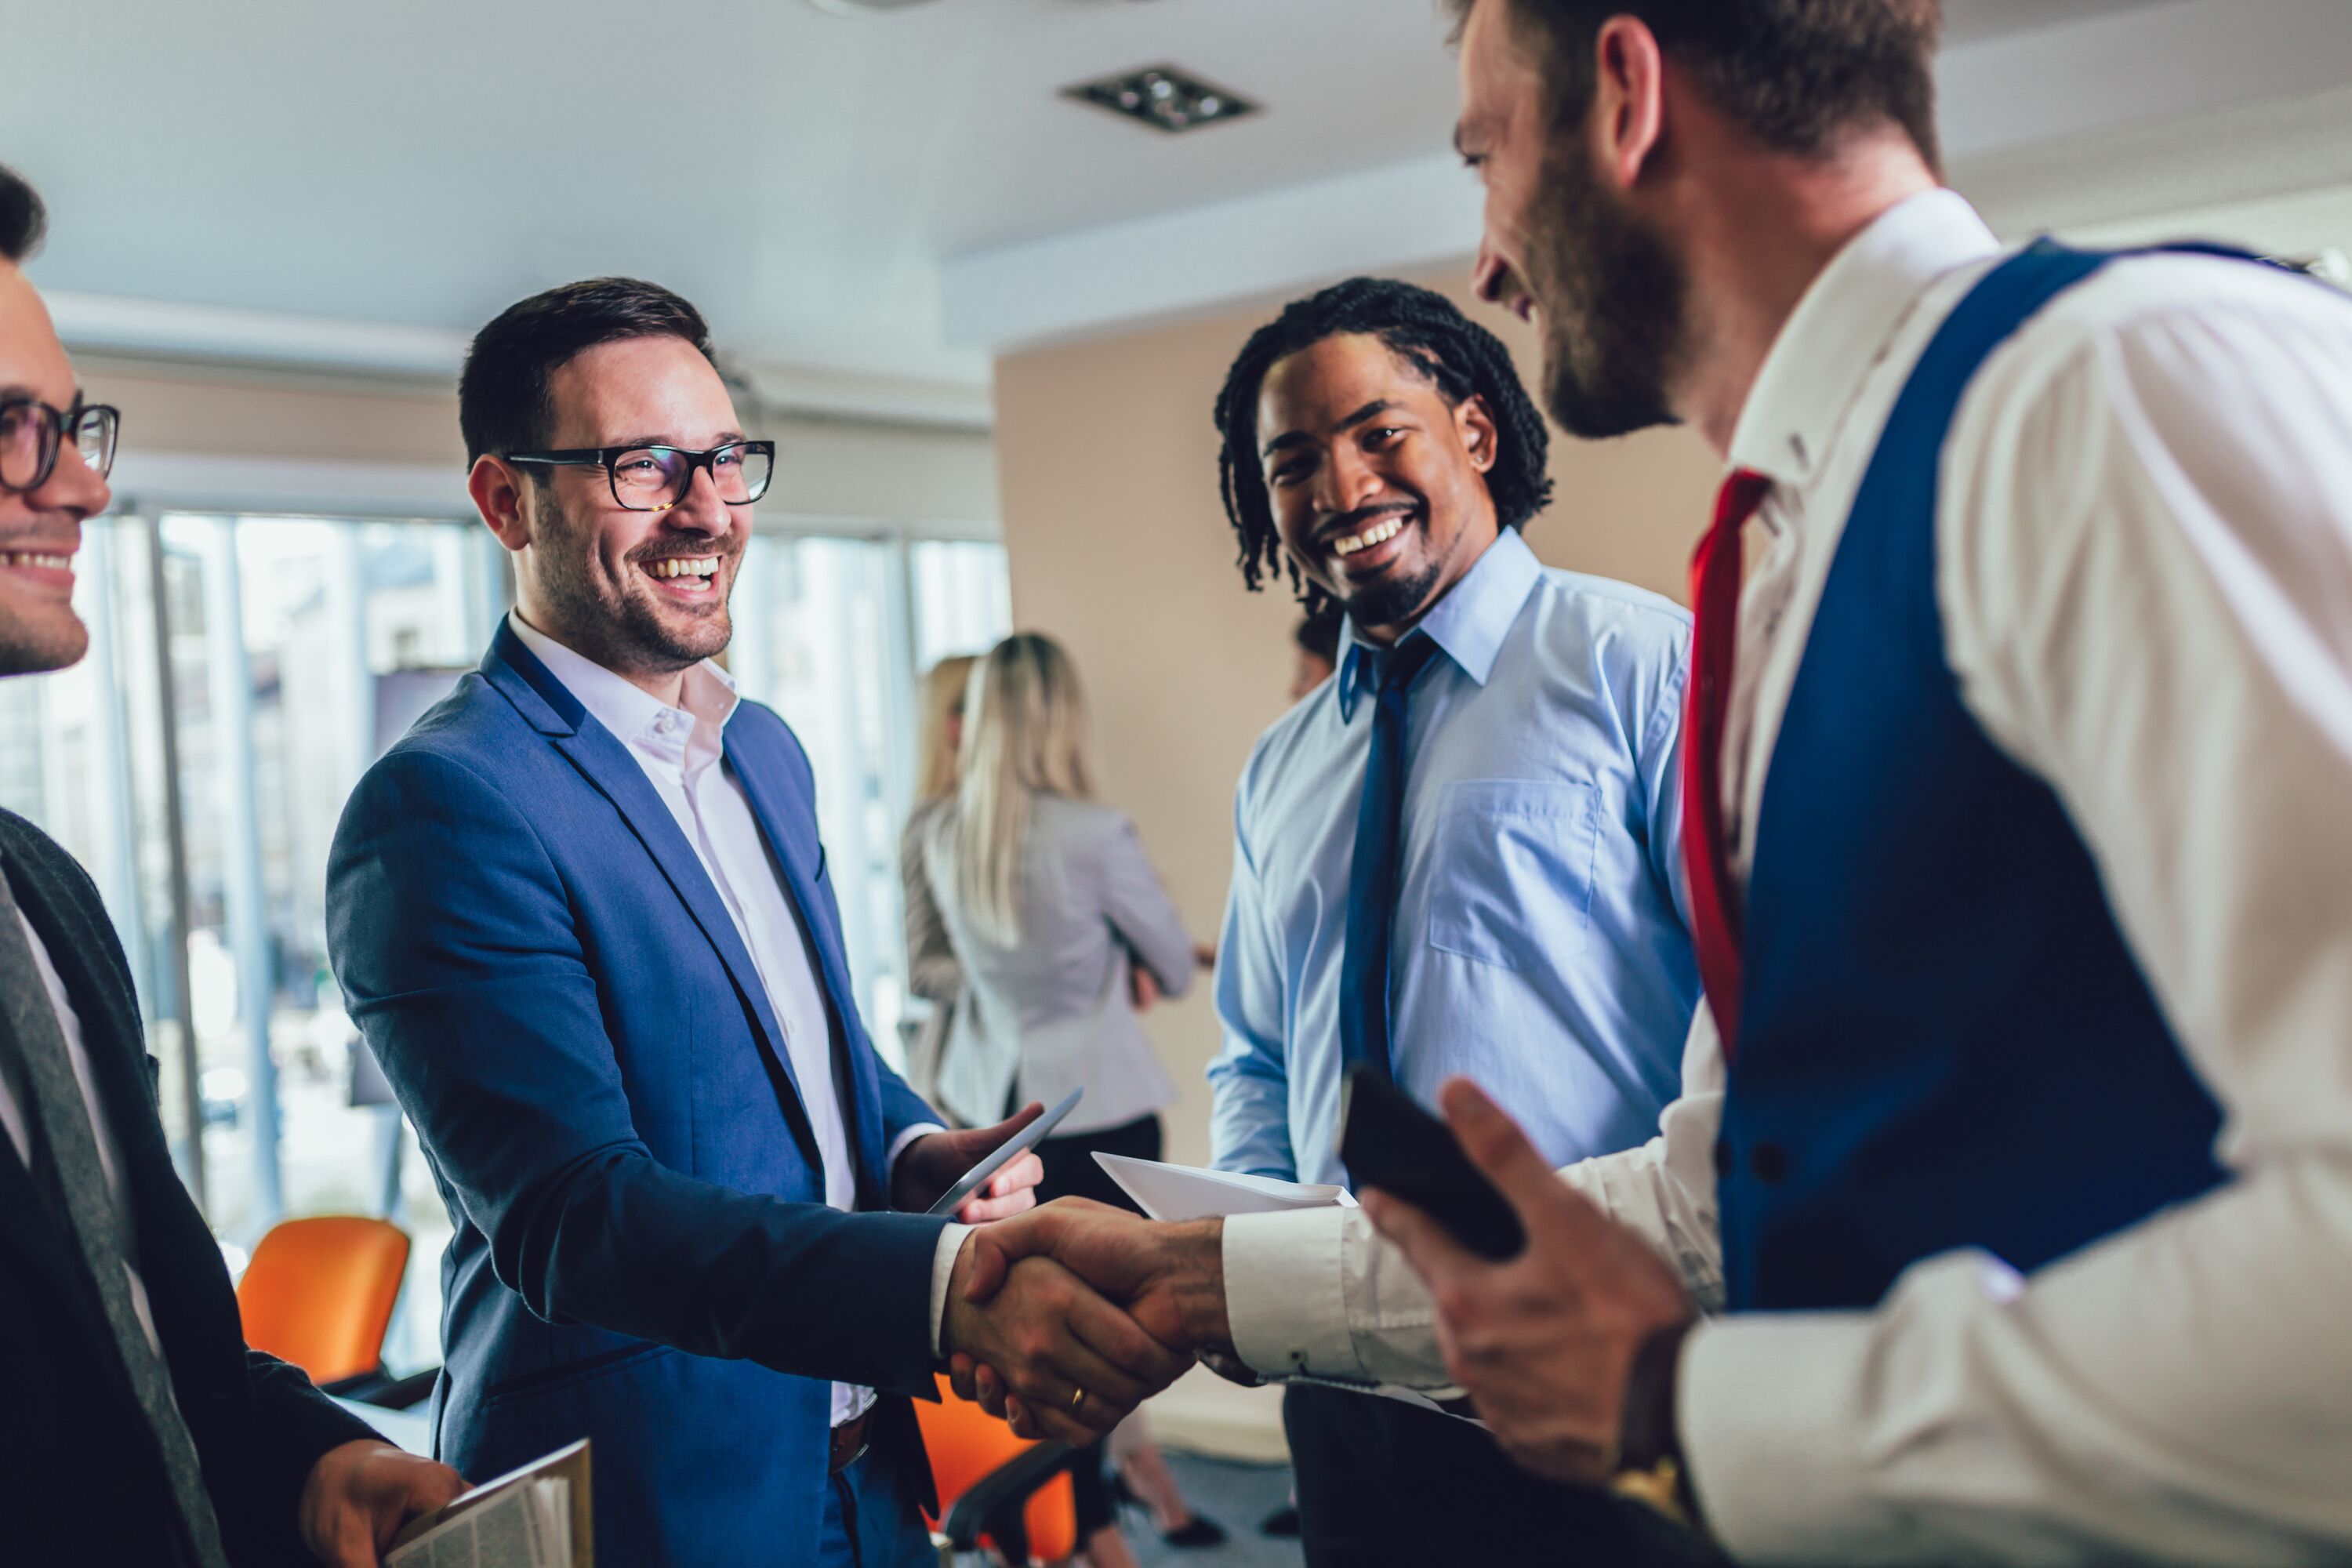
1682, 469, 1771, 1061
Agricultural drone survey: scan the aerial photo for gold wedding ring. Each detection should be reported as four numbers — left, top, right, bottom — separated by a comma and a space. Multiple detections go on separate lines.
1069, 1386, 1087, 1414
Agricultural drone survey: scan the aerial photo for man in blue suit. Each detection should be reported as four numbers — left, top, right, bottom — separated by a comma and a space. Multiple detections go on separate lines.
327, 278, 1185, 1567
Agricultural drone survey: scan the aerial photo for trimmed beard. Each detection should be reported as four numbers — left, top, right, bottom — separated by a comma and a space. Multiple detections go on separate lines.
1529, 136, 1690, 441
528, 488, 731, 674
0, 604, 89, 677
1338, 554, 1448, 636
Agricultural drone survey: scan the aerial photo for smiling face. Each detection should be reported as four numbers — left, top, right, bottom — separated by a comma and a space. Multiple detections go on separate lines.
483, 334, 750, 684
1458, 0, 1688, 439
1257, 332, 1501, 641
0, 263, 109, 677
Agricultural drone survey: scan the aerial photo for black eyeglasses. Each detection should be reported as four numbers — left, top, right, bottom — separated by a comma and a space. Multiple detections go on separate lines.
504, 441, 775, 512
0, 396, 120, 495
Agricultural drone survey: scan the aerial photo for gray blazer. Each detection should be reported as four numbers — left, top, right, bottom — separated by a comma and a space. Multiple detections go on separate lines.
898, 798, 964, 1105
921, 794, 1193, 1134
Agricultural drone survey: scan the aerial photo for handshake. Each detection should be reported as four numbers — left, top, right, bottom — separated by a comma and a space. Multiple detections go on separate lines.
925, 1080, 1704, 1492
936, 1200, 1236, 1446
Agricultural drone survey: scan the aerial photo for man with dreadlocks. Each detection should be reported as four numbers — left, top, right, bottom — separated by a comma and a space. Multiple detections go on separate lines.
1196, 275, 1701, 1564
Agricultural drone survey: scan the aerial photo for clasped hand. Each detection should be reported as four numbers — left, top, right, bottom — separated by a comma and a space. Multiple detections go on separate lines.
939, 1199, 1232, 1444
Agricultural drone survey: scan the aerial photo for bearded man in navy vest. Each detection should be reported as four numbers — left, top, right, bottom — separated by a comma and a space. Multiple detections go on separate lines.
953, 2, 2352, 1562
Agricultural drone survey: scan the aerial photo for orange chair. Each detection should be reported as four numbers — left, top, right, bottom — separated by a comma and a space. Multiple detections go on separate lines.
235, 1215, 411, 1388
914, 1375, 1079, 1565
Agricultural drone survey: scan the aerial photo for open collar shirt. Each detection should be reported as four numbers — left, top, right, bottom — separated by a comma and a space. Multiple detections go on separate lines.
509, 614, 950, 1427
1207, 528, 1697, 1189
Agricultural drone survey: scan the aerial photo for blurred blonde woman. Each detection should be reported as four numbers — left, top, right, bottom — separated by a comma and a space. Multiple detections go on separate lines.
900, 654, 978, 1105
923, 633, 1223, 1562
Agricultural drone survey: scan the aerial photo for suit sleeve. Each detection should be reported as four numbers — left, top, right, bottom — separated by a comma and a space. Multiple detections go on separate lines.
327, 747, 947, 1398
241, 1348, 381, 1505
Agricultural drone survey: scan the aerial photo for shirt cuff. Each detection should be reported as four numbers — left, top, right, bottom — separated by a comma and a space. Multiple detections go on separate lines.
927, 1221, 973, 1359
1678, 1310, 1892, 1563
889, 1122, 946, 1181
1224, 1210, 1359, 1380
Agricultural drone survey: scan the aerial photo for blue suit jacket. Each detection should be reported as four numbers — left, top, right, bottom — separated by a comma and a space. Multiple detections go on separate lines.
326, 624, 950, 1566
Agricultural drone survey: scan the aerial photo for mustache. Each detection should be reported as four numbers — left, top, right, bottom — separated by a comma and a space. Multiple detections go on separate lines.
1313, 502, 1417, 546
629, 545, 737, 564
0, 521, 83, 553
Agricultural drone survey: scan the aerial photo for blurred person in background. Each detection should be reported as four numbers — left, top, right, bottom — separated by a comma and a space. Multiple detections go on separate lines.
901, 653, 980, 1105
1288, 603, 1345, 702
922, 632, 1224, 1562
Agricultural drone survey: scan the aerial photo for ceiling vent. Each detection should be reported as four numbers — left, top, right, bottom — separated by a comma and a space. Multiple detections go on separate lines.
805, 0, 946, 13
1063, 64, 1258, 135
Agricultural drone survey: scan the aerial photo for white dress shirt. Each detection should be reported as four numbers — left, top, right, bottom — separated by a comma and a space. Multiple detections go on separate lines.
1221, 191, 2352, 1563
509, 615, 955, 1426
0, 905, 166, 1355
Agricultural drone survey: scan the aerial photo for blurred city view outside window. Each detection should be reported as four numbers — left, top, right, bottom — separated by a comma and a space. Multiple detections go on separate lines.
6, 513, 1009, 1374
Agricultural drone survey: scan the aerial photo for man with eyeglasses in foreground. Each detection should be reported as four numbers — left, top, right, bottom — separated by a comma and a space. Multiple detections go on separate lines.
0, 162, 469, 1567
325, 277, 1189, 1566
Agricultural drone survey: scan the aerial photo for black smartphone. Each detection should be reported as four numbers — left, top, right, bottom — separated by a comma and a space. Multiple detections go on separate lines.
1338, 1065, 1526, 1261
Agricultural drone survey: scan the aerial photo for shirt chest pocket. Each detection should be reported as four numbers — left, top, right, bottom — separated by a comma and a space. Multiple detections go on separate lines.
1423, 779, 1597, 968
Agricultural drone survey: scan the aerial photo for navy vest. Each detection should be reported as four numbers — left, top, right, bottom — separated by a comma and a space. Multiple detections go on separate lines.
1718, 241, 2247, 1313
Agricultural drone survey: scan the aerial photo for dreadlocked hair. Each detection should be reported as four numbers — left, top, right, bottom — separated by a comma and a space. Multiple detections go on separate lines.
1213, 276, 1555, 612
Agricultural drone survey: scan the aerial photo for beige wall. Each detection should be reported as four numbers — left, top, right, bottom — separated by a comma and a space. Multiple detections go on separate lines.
74, 356, 999, 529
81, 358, 468, 466
992, 273, 1719, 1165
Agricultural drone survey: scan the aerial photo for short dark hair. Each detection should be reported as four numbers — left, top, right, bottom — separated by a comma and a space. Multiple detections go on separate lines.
458, 278, 717, 464
1214, 277, 1554, 611
1451, 0, 1944, 172
1, 162, 46, 263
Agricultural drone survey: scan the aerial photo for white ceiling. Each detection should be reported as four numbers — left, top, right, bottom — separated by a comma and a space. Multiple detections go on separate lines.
0, 0, 2301, 391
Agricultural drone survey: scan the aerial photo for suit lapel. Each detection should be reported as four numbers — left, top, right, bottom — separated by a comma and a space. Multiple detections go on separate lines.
0, 824, 174, 1403
726, 731, 891, 1201
482, 629, 823, 1171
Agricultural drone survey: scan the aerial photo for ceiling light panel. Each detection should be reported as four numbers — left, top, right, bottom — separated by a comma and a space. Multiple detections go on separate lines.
1063, 65, 1259, 135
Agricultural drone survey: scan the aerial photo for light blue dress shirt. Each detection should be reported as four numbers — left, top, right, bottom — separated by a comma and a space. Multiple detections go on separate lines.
1207, 529, 1700, 1187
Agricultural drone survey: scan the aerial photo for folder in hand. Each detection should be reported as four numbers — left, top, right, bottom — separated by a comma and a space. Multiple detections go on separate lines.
387, 1438, 592, 1568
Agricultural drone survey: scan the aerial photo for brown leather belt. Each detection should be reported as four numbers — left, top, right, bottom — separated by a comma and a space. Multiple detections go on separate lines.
828, 1407, 873, 1474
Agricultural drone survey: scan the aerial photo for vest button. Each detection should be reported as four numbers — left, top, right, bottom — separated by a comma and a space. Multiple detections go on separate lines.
1749, 1142, 1790, 1183
1712, 1138, 1733, 1178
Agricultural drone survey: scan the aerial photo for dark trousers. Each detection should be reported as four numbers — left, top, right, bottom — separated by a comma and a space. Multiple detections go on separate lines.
1034, 1112, 1164, 1537
1284, 1384, 1715, 1566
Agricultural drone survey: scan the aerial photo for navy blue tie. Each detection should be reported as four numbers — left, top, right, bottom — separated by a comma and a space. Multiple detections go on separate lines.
1339, 634, 1442, 1083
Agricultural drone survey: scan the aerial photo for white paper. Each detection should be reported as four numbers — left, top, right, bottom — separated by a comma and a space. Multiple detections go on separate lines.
1095, 1153, 1483, 1426
1092, 1152, 1356, 1221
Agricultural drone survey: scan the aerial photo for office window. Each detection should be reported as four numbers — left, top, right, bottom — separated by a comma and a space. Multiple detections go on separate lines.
725, 533, 1013, 1064
909, 538, 1014, 674
9, 514, 1007, 1369
4, 514, 499, 1359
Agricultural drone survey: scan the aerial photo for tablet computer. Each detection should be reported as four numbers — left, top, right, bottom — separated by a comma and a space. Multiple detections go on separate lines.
925, 1086, 1084, 1215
